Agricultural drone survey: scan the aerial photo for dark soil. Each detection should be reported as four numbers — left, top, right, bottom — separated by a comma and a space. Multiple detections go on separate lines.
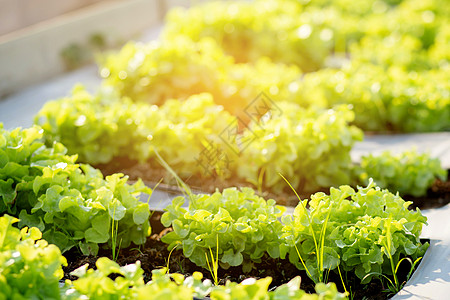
94, 158, 450, 210
406, 178, 450, 210
62, 213, 425, 300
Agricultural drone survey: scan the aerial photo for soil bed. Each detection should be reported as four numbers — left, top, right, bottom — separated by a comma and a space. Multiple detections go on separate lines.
62, 212, 426, 300
95, 158, 450, 210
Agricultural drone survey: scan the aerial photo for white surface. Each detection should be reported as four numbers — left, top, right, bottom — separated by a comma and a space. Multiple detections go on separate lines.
0, 23, 163, 130
0, 65, 100, 129
393, 204, 450, 300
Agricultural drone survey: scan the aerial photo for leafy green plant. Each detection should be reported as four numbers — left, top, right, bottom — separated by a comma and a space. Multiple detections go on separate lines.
64, 257, 348, 300
99, 36, 231, 105
205, 234, 220, 286
293, 63, 450, 132
135, 269, 212, 300
279, 173, 333, 284
0, 214, 67, 300
236, 103, 363, 193
63, 257, 146, 299
280, 179, 428, 283
99, 36, 300, 116
363, 216, 423, 295
35, 87, 236, 177
62, 259, 213, 300
162, 0, 333, 72
161, 187, 285, 271
34, 85, 160, 164
0, 124, 152, 255
210, 276, 348, 300
357, 149, 448, 197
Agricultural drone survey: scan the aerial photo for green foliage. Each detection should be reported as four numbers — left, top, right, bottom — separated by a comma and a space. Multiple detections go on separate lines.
363, 218, 424, 295
161, 187, 285, 270
161, 0, 450, 133
135, 269, 211, 300
357, 150, 448, 197
280, 180, 428, 283
99, 36, 301, 116
0, 124, 152, 255
237, 103, 363, 193
162, 0, 333, 72
35, 87, 236, 177
36, 87, 365, 193
63, 257, 146, 299
64, 258, 347, 300
162, 0, 448, 71
99, 36, 231, 104
0, 214, 67, 300
210, 277, 347, 300
0, 213, 346, 300
34, 85, 159, 164
293, 63, 450, 132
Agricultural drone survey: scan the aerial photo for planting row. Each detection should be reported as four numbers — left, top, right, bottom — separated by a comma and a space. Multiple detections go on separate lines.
0, 125, 429, 298
163, 0, 450, 71
30, 0, 448, 200
0, 124, 151, 255
94, 0, 450, 133
34, 87, 447, 198
0, 214, 346, 300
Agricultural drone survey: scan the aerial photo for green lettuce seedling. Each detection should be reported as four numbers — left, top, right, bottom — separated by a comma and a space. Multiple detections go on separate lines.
210, 276, 348, 300
237, 103, 363, 193
0, 124, 152, 255
65, 258, 348, 300
0, 215, 67, 300
357, 149, 448, 197
281, 179, 428, 283
161, 187, 285, 271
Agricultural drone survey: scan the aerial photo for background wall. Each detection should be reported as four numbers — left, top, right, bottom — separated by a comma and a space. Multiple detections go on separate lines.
0, 0, 109, 36
0, 0, 164, 98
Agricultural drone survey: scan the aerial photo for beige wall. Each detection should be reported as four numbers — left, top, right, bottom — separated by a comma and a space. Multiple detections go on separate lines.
0, 0, 106, 36
0, 0, 162, 98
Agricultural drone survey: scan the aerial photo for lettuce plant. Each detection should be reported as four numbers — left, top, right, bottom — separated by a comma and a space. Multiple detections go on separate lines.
0, 216, 347, 300
357, 150, 448, 197
0, 124, 152, 255
64, 258, 347, 300
160, 0, 450, 133
210, 276, 347, 300
34, 85, 160, 164
236, 103, 363, 193
293, 63, 450, 132
99, 36, 300, 116
0, 214, 67, 300
63, 257, 147, 299
280, 180, 428, 283
162, 0, 333, 72
99, 36, 232, 105
35, 88, 236, 177
161, 187, 285, 271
